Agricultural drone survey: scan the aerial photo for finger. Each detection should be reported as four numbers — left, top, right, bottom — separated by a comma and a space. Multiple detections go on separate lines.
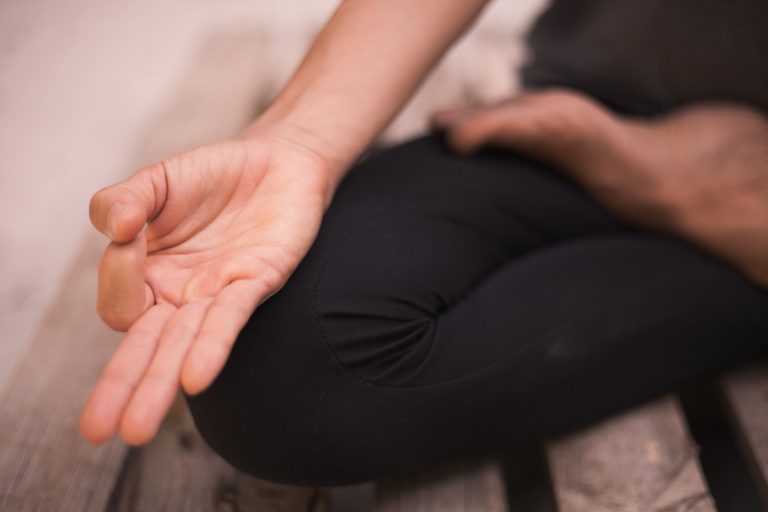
444, 106, 519, 156
181, 279, 271, 395
119, 299, 212, 445
448, 90, 619, 164
431, 95, 521, 132
89, 162, 168, 243
430, 106, 481, 131
97, 231, 154, 331
79, 303, 175, 444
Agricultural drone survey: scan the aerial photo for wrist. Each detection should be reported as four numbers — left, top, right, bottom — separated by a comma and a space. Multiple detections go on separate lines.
238, 113, 354, 210
241, 98, 365, 178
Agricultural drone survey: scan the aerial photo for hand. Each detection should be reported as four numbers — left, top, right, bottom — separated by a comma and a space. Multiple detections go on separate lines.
431, 89, 656, 223
432, 88, 768, 287
80, 130, 333, 445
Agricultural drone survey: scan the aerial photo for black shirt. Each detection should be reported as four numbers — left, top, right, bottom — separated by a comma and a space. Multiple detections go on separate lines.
521, 0, 768, 115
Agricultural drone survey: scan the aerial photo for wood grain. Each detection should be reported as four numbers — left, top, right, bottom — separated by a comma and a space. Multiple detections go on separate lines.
0, 233, 127, 512
375, 458, 508, 512
546, 395, 715, 512
108, 394, 325, 512
721, 361, 768, 508
0, 31, 301, 512
103, 31, 326, 512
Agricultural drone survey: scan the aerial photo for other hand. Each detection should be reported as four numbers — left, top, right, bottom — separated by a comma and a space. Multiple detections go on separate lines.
432, 88, 768, 287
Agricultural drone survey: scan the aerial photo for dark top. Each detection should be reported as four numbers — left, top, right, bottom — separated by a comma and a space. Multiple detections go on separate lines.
521, 0, 768, 115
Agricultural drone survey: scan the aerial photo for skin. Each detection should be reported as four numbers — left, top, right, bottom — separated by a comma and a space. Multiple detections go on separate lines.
80, 0, 493, 446
82, 136, 331, 445
81, 1, 768, 447
432, 89, 768, 287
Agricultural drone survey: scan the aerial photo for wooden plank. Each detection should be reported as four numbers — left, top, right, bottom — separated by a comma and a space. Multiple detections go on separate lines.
546, 395, 716, 512
0, 32, 281, 512
108, 394, 325, 512
375, 457, 508, 512
0, 233, 127, 512
132, 31, 273, 167
720, 361, 768, 507
328, 483, 376, 512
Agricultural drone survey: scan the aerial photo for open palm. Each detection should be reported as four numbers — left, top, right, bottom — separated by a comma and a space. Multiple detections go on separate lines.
80, 136, 331, 445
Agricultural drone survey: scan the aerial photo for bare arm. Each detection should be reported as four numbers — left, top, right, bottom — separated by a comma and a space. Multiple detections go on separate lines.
245, 0, 492, 204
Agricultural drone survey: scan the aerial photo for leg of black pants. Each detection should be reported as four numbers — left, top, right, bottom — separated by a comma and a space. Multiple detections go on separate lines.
184, 135, 768, 486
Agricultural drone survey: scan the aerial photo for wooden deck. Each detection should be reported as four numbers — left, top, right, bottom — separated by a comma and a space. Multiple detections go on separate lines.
2, 32, 767, 512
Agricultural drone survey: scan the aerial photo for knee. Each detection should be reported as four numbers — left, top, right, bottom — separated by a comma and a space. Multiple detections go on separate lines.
182, 259, 422, 485
181, 311, 370, 485
183, 196, 442, 484
182, 342, 384, 485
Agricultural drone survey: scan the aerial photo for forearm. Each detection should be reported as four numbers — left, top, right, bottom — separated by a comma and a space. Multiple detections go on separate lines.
242, 0, 491, 191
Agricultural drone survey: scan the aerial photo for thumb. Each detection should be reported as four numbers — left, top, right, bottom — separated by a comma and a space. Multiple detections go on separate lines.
89, 162, 168, 243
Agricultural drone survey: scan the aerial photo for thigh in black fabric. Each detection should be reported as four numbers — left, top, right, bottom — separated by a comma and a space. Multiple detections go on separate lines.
312, 232, 768, 485
183, 134, 622, 484
309, 134, 625, 387
183, 135, 768, 486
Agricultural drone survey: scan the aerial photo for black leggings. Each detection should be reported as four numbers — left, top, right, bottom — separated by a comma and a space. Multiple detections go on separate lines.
184, 134, 768, 486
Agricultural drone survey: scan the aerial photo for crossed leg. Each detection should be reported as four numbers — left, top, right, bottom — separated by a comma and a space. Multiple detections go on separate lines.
184, 135, 768, 486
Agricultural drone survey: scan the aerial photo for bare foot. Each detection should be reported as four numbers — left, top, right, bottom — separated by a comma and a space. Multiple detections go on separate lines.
433, 89, 768, 287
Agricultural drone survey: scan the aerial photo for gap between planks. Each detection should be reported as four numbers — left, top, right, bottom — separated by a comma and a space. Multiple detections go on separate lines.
372, 395, 717, 512
375, 457, 508, 512
546, 395, 716, 512
720, 361, 768, 508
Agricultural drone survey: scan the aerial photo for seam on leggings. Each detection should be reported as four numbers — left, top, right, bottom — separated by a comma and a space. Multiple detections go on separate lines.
311, 203, 545, 393
313, 229, 721, 392
311, 208, 409, 394
376, 206, 545, 382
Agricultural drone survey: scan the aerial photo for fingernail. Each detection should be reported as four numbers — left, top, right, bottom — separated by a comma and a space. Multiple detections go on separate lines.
108, 203, 126, 238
